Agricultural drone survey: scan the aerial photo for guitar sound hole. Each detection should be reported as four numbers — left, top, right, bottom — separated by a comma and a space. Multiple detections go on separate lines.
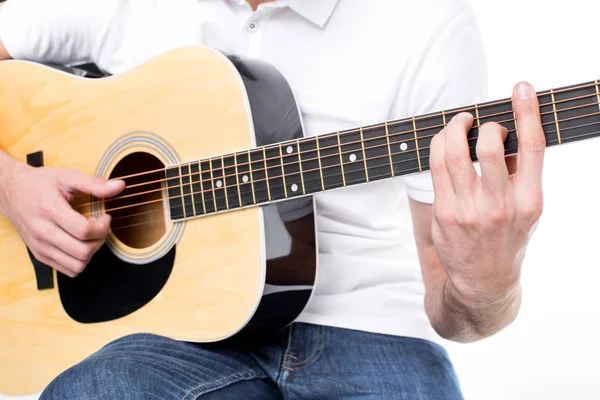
109, 152, 167, 249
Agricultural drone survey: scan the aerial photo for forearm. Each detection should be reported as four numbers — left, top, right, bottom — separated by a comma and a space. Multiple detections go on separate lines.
425, 272, 522, 343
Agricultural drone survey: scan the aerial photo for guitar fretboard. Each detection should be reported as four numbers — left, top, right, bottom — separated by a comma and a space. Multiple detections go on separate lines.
166, 80, 600, 221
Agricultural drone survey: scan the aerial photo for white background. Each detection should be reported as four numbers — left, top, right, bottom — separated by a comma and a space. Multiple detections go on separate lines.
444, 0, 600, 399
3, 0, 600, 399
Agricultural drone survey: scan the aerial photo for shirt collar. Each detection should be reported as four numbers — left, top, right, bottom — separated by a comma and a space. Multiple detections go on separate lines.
285, 0, 340, 28
228, 0, 340, 28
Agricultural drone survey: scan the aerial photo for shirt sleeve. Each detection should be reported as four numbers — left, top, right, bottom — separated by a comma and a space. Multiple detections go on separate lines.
0, 0, 120, 65
395, 3, 488, 204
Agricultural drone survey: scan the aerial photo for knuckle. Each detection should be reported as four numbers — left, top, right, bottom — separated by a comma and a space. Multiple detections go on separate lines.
446, 153, 463, 169
457, 210, 478, 227
430, 160, 446, 175
79, 245, 95, 261
489, 204, 515, 224
434, 206, 456, 226
522, 135, 546, 153
29, 224, 45, 241
78, 223, 93, 240
477, 141, 500, 161
72, 261, 87, 274
38, 202, 55, 219
519, 196, 544, 220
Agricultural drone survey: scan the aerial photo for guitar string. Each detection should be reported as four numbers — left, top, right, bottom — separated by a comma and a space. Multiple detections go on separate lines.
118, 91, 600, 194
76, 100, 600, 214
94, 81, 600, 184
107, 130, 591, 233
87, 115, 598, 221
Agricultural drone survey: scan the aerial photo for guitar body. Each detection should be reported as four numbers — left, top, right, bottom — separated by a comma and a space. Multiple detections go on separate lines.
0, 46, 316, 396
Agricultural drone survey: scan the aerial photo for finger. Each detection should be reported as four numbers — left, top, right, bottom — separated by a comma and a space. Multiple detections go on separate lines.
513, 82, 545, 194
33, 249, 78, 278
55, 200, 111, 241
429, 128, 454, 200
46, 223, 106, 262
60, 170, 125, 198
44, 245, 88, 277
476, 122, 510, 197
445, 113, 478, 193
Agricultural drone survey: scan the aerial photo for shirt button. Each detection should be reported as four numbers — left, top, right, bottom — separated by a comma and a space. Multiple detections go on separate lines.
247, 22, 259, 32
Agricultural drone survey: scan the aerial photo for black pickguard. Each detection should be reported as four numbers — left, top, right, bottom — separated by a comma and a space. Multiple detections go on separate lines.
57, 244, 175, 323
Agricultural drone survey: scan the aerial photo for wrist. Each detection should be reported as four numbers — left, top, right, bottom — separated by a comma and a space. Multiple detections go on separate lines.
0, 154, 25, 215
442, 278, 522, 341
446, 267, 521, 311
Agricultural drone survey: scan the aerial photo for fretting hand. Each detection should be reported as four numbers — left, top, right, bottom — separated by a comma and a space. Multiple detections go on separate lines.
0, 163, 125, 278
429, 82, 545, 309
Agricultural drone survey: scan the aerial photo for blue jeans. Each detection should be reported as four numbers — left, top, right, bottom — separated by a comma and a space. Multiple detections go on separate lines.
40, 323, 463, 399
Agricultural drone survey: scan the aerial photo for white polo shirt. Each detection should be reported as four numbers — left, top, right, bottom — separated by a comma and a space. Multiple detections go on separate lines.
0, 0, 487, 341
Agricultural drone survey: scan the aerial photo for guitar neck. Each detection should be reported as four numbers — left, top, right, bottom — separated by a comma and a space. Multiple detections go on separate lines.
167, 80, 600, 220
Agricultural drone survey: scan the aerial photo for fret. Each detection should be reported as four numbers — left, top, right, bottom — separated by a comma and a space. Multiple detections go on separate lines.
298, 138, 322, 194
296, 139, 307, 193
338, 130, 366, 186
248, 150, 257, 204
474, 104, 481, 128
362, 123, 393, 182
250, 149, 269, 204
359, 128, 369, 182
412, 117, 422, 172
265, 145, 286, 201
414, 113, 445, 171
179, 164, 194, 218
281, 142, 304, 197
210, 158, 228, 212
534, 92, 557, 148
166, 166, 184, 220
553, 82, 600, 144
387, 119, 420, 176
222, 155, 240, 209
200, 160, 215, 214
550, 89, 562, 144
278, 144, 288, 198
384, 122, 394, 177
315, 137, 326, 191
220, 157, 230, 209
319, 134, 345, 189
596, 80, 600, 113
336, 133, 347, 186
190, 162, 205, 216
236, 151, 255, 207
185, 163, 198, 217
478, 99, 521, 157
234, 153, 243, 207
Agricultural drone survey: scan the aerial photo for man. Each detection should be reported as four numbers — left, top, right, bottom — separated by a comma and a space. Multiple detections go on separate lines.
0, 0, 545, 398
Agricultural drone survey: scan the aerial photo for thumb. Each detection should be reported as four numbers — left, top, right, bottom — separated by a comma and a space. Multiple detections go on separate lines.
62, 170, 125, 198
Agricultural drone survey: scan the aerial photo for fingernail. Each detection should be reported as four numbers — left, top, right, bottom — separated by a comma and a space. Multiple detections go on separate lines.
517, 82, 532, 100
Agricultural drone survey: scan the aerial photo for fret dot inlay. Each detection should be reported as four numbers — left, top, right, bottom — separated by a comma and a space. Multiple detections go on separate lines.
286, 146, 294, 154
400, 142, 408, 151
291, 184, 299, 192
216, 180, 223, 188
242, 175, 249, 183
349, 154, 357, 162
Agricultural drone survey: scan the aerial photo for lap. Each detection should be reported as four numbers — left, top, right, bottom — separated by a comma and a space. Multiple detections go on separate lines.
40, 325, 463, 400
40, 333, 281, 400
276, 324, 463, 400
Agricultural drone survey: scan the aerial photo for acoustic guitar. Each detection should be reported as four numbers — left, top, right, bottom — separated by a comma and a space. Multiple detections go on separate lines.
0, 46, 598, 396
